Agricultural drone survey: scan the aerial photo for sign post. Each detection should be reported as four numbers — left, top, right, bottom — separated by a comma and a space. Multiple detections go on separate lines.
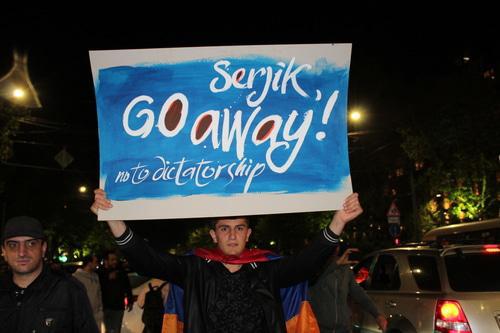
387, 200, 401, 240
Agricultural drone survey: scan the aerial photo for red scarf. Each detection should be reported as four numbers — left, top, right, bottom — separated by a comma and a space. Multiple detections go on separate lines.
194, 248, 274, 265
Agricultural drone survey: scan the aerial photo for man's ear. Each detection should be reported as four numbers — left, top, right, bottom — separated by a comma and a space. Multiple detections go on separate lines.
245, 228, 252, 242
42, 241, 47, 258
209, 229, 218, 243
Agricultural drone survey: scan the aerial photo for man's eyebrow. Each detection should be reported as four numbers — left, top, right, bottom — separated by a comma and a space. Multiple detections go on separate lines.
6, 238, 39, 243
217, 223, 247, 228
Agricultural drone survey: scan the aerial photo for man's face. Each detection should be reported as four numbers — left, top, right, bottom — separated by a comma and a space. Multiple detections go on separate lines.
1, 236, 46, 276
107, 253, 118, 269
89, 256, 99, 271
209, 218, 251, 256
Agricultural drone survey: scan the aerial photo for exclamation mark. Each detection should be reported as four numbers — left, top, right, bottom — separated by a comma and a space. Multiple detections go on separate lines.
316, 90, 339, 141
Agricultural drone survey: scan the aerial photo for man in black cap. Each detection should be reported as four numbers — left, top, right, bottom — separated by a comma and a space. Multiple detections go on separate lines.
0, 216, 99, 333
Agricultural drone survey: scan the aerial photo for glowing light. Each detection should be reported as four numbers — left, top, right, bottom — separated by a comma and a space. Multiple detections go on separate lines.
440, 302, 460, 320
12, 88, 25, 98
350, 111, 361, 122
0, 51, 42, 108
483, 245, 500, 253
78, 186, 87, 193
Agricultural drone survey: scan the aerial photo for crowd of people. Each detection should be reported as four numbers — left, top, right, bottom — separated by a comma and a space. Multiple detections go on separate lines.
0, 191, 387, 333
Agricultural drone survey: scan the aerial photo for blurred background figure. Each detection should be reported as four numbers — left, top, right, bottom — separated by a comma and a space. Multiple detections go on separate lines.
137, 278, 170, 333
309, 245, 387, 333
74, 254, 104, 332
98, 250, 133, 333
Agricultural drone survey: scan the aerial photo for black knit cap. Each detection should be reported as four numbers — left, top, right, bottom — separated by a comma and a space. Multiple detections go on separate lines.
1, 216, 45, 242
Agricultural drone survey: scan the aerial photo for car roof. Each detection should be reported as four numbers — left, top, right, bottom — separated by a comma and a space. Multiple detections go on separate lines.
366, 243, 500, 258
365, 245, 440, 257
422, 218, 500, 241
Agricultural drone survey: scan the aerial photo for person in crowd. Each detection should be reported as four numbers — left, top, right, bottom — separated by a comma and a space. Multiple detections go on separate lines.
137, 278, 170, 333
0, 216, 99, 332
74, 254, 104, 331
309, 246, 387, 333
91, 189, 363, 333
98, 250, 133, 333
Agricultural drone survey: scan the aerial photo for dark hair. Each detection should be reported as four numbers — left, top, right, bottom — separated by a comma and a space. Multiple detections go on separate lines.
81, 255, 96, 267
103, 250, 117, 259
209, 216, 250, 230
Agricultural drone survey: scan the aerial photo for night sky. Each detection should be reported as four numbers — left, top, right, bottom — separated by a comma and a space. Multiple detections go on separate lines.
1, 6, 498, 245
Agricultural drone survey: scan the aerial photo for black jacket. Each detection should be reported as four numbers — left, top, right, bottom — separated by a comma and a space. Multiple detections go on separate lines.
98, 266, 133, 310
116, 227, 339, 333
309, 261, 381, 333
0, 265, 99, 333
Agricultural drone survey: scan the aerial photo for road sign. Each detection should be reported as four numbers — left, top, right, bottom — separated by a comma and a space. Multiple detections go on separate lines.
387, 200, 401, 225
54, 148, 74, 169
389, 223, 401, 237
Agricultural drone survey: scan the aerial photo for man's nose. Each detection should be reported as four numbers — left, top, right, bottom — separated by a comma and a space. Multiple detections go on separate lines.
17, 243, 27, 256
228, 228, 237, 239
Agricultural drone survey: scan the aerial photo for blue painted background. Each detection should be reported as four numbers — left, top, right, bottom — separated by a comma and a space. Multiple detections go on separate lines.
95, 54, 351, 200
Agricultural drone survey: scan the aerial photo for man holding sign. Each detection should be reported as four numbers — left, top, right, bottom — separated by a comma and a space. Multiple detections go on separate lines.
90, 43, 357, 332
91, 189, 362, 332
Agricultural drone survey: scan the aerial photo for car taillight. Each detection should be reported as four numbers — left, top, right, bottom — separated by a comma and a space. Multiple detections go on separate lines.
355, 267, 369, 284
482, 245, 500, 254
435, 300, 472, 333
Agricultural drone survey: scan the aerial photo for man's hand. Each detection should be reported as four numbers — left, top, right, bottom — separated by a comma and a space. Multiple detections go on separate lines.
90, 189, 113, 215
90, 189, 127, 237
376, 314, 387, 331
336, 248, 360, 266
329, 193, 363, 235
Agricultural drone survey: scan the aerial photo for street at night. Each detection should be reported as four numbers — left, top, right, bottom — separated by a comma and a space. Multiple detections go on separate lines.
1, 6, 499, 333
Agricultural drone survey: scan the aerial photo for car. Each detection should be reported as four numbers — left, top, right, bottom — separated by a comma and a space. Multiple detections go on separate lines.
351, 242, 500, 333
122, 272, 151, 333
422, 218, 500, 244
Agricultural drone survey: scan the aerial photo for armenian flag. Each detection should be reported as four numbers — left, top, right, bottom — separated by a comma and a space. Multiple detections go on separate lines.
161, 249, 319, 332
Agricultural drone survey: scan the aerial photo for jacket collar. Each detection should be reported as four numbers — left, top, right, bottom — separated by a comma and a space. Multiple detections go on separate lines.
0, 264, 57, 291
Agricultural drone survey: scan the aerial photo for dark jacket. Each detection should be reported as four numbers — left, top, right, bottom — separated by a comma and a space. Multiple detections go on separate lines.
0, 265, 99, 333
309, 261, 381, 333
98, 266, 133, 310
116, 227, 339, 333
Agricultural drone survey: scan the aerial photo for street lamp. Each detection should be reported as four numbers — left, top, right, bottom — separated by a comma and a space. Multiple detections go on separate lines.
348, 107, 365, 136
0, 50, 42, 108
350, 110, 362, 122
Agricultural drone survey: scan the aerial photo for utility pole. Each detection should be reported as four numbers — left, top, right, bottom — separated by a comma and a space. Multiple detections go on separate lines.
409, 166, 419, 241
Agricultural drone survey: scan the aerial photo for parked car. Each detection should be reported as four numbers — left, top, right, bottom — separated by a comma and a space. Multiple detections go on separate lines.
351, 243, 500, 332
122, 272, 150, 333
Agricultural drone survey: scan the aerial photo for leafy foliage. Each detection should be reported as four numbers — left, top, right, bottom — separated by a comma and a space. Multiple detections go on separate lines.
400, 61, 499, 232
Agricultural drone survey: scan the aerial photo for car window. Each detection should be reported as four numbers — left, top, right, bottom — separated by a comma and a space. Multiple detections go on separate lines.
408, 255, 441, 291
370, 254, 400, 290
445, 252, 500, 291
353, 256, 374, 288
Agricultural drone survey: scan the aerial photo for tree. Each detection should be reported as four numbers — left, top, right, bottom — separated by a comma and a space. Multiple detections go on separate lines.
400, 59, 500, 234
